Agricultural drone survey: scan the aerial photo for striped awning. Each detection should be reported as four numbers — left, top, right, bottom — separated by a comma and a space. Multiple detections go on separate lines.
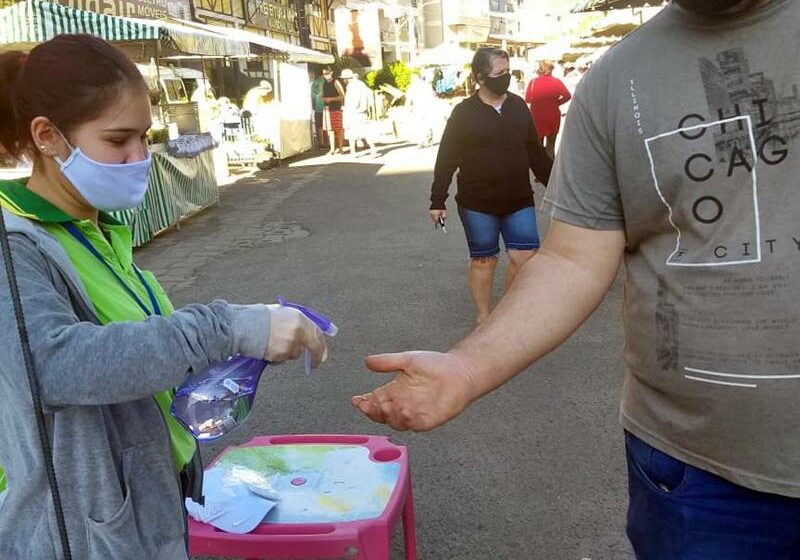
174, 19, 334, 64
0, 0, 249, 56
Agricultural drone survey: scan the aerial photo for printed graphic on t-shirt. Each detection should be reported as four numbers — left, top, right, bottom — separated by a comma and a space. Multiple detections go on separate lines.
644, 48, 799, 268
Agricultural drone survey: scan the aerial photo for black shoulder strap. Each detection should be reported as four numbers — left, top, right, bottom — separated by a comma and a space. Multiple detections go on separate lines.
0, 209, 73, 560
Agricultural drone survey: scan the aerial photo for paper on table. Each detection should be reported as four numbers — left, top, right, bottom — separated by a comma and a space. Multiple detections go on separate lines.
186, 466, 278, 534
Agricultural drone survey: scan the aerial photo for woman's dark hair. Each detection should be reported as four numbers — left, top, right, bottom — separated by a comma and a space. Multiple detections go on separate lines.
471, 47, 509, 81
0, 34, 147, 160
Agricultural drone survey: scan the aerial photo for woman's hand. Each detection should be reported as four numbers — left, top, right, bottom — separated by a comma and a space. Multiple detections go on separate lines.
429, 209, 447, 225
265, 305, 327, 366
352, 351, 477, 431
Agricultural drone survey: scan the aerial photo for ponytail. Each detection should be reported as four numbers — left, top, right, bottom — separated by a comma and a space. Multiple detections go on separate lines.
0, 51, 26, 160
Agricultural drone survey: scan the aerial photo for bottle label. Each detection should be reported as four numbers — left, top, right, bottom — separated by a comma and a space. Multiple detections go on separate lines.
223, 378, 241, 394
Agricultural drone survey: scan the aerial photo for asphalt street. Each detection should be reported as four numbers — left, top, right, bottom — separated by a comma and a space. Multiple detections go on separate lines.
136, 143, 635, 560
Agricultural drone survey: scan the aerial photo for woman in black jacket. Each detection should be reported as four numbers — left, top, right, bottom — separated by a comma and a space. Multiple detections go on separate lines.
429, 48, 553, 324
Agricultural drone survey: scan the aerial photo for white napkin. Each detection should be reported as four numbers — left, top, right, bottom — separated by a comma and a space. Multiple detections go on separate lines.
186, 466, 278, 534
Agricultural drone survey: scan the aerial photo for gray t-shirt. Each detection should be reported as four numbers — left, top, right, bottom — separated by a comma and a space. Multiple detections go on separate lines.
545, 0, 800, 497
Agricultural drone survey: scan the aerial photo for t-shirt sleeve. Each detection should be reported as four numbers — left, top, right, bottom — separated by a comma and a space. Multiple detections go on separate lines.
543, 92, 625, 231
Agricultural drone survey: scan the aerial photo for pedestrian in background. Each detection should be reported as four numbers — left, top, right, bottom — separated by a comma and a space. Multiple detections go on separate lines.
356, 1, 800, 558
429, 47, 552, 325
406, 74, 438, 148
0, 35, 328, 559
559, 64, 582, 116
525, 60, 572, 158
321, 66, 345, 155
511, 70, 526, 98
340, 69, 377, 157
310, 70, 327, 149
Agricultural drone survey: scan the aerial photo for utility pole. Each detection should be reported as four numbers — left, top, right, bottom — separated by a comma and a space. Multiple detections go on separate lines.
408, 5, 417, 64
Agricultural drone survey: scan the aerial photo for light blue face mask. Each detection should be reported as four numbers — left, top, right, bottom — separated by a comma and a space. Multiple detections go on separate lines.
53, 129, 151, 212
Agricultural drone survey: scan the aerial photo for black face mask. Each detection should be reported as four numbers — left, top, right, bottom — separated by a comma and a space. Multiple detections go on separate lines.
673, 0, 759, 14
482, 73, 511, 96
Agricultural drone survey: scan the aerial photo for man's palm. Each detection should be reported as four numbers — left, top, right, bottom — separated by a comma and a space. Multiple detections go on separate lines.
352, 351, 476, 431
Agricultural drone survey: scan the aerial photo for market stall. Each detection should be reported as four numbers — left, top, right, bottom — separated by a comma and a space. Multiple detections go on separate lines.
0, 0, 249, 246
175, 19, 334, 161
115, 146, 218, 246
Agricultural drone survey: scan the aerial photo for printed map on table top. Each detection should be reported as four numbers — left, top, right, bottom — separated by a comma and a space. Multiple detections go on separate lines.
217, 444, 401, 523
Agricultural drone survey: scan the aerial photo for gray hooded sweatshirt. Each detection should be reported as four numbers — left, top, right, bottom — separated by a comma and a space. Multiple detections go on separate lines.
0, 209, 271, 559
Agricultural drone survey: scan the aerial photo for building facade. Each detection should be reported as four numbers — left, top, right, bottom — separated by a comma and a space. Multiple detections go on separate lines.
422, 0, 490, 48
193, 0, 331, 47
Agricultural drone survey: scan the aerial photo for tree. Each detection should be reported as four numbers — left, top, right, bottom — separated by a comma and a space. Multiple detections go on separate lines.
364, 61, 414, 92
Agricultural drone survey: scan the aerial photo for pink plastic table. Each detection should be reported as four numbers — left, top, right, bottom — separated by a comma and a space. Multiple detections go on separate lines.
189, 434, 417, 560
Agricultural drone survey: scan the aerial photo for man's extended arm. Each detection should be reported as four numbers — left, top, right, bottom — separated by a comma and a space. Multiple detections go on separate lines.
353, 220, 626, 431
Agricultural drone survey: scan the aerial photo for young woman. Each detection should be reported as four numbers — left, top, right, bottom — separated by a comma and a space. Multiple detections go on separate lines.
429, 48, 553, 324
0, 35, 327, 559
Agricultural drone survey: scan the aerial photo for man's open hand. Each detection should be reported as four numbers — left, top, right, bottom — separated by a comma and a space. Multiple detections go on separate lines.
352, 351, 477, 431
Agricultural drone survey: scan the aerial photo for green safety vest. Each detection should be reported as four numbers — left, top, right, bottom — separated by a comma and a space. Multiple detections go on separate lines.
0, 179, 196, 495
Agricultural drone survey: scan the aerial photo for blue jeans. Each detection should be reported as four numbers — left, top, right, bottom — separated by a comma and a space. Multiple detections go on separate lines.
457, 205, 540, 258
625, 431, 800, 559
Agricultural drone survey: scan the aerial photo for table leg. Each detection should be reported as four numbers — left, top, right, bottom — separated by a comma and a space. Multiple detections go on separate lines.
402, 481, 418, 560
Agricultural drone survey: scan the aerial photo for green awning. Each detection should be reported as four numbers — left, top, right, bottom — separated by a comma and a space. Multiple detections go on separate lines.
0, 0, 249, 56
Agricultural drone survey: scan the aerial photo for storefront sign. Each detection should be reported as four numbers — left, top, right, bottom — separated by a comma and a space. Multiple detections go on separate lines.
248, 0, 297, 36
53, 0, 192, 20
312, 38, 329, 52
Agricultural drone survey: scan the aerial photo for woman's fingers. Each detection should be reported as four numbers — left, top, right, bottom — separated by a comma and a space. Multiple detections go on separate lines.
266, 306, 329, 366
304, 320, 328, 368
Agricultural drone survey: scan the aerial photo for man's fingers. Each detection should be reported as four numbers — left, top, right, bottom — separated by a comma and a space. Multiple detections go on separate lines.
352, 395, 387, 424
352, 393, 410, 430
365, 352, 412, 373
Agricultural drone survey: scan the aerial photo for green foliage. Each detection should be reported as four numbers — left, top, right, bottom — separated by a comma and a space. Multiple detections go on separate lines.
364, 61, 414, 92
389, 61, 413, 92
147, 128, 170, 145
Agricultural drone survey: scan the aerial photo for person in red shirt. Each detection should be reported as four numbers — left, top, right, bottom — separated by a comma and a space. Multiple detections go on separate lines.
525, 61, 572, 158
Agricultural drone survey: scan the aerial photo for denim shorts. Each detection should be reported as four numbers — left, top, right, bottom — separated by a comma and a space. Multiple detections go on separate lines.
457, 205, 540, 258
625, 431, 800, 560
